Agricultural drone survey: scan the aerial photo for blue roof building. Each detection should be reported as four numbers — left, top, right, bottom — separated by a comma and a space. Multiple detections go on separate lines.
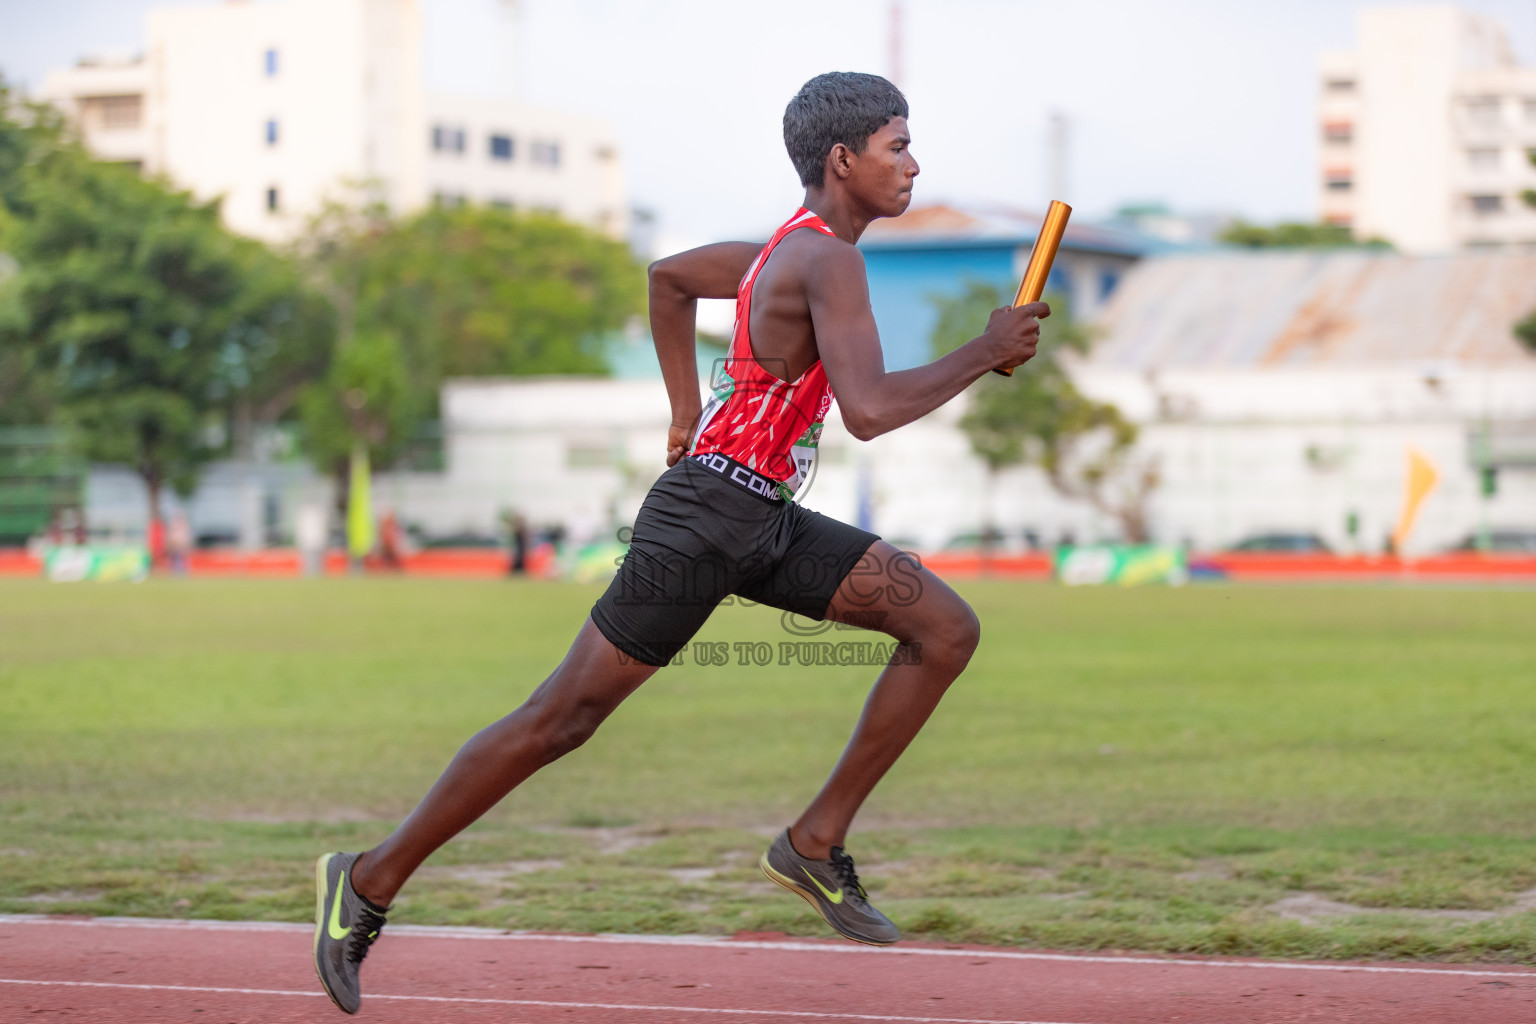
857, 203, 1175, 369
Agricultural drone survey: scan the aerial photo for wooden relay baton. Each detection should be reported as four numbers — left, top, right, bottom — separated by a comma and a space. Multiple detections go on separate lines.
994, 199, 1072, 376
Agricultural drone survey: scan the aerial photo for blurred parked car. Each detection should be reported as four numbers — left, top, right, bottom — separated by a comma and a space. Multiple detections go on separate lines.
940, 528, 1034, 554
1225, 532, 1332, 554
1445, 530, 1536, 554
416, 530, 502, 549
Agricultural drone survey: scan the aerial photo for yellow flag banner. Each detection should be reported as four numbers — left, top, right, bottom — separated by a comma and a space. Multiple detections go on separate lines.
1391, 446, 1439, 553
347, 443, 374, 561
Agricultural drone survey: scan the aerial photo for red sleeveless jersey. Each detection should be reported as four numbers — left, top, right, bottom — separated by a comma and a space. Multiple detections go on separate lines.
690, 208, 836, 501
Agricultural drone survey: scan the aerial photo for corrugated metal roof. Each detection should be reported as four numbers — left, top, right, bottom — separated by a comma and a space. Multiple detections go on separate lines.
1087, 251, 1536, 368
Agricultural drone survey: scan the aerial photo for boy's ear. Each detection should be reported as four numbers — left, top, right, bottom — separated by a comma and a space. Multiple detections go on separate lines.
827, 142, 854, 181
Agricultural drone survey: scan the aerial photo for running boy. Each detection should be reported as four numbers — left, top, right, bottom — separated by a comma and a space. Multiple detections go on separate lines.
314, 71, 1046, 1014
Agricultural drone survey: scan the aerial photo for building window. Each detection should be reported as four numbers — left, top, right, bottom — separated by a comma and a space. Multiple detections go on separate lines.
1465, 96, 1501, 127
1098, 269, 1119, 301
431, 125, 466, 154
488, 134, 514, 161
531, 140, 561, 167
93, 94, 142, 131
1324, 77, 1355, 93
265, 119, 279, 146
266, 187, 279, 213
264, 48, 278, 76
1467, 147, 1500, 172
1470, 194, 1504, 215
1322, 121, 1352, 144
1525, 99, 1536, 123
594, 145, 617, 162
1324, 170, 1352, 192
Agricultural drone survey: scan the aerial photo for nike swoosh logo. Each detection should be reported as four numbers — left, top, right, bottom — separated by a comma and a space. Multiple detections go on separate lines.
327, 869, 350, 940
802, 867, 844, 904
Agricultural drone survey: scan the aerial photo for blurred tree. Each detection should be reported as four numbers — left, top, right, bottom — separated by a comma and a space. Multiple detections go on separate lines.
297, 326, 416, 481
0, 86, 319, 531
0, 81, 68, 426
1516, 310, 1536, 353
1219, 219, 1392, 249
293, 190, 435, 510
295, 194, 646, 507
396, 204, 645, 378
931, 282, 1158, 543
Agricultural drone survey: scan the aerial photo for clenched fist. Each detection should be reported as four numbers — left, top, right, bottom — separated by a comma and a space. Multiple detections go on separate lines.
982, 300, 1050, 373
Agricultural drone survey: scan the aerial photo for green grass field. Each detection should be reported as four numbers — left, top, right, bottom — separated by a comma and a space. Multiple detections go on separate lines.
2, 577, 1534, 962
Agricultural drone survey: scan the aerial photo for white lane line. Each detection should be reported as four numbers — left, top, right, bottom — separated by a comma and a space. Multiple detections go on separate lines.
0, 979, 1086, 1024
3, 914, 1534, 980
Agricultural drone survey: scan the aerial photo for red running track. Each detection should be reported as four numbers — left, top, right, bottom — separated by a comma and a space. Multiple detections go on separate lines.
2, 915, 1534, 1023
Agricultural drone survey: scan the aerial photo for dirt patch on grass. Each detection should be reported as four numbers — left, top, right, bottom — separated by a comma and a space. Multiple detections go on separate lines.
419, 860, 567, 885
532, 825, 664, 855
1269, 890, 1536, 925
17, 889, 104, 904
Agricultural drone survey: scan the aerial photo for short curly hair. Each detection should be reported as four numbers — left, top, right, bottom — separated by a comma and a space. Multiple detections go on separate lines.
783, 72, 908, 188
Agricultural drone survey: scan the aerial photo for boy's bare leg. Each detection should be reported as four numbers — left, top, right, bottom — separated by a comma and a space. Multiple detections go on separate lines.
788, 541, 980, 859
350, 618, 658, 906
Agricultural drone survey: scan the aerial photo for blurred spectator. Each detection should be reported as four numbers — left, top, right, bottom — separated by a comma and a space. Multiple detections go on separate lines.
166, 512, 192, 576
503, 510, 529, 575
378, 510, 405, 571
296, 504, 327, 578
147, 515, 166, 571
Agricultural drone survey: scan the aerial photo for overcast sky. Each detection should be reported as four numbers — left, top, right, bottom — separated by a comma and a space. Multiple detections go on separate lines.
4, 0, 1535, 249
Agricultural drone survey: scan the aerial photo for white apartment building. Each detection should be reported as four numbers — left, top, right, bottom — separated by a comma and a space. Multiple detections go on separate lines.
1319, 6, 1536, 253
422, 94, 625, 236
38, 0, 627, 242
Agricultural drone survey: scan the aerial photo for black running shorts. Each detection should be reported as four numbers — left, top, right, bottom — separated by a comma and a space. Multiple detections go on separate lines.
591, 456, 880, 666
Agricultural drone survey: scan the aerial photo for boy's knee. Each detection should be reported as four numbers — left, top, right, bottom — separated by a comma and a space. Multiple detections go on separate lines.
907, 595, 979, 671
944, 599, 981, 663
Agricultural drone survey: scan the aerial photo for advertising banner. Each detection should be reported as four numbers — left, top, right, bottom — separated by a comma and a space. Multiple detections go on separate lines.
1054, 545, 1187, 586
43, 545, 151, 582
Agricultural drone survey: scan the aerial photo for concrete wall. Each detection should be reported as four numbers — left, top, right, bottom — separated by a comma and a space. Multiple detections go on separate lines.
77, 366, 1536, 557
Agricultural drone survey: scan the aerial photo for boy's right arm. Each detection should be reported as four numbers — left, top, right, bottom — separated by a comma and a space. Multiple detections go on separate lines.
648, 242, 762, 466
808, 241, 1046, 441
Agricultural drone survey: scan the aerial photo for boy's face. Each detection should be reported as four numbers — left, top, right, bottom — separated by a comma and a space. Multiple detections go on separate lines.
846, 116, 918, 218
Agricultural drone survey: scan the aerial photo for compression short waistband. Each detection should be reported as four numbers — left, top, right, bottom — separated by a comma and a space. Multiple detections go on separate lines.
689, 451, 784, 503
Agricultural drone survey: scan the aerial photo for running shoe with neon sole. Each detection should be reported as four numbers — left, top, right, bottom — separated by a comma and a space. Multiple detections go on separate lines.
759, 828, 899, 945
313, 851, 390, 1015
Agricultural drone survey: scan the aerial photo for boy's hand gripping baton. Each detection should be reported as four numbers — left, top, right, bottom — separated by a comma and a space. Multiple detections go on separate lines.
994, 199, 1072, 376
